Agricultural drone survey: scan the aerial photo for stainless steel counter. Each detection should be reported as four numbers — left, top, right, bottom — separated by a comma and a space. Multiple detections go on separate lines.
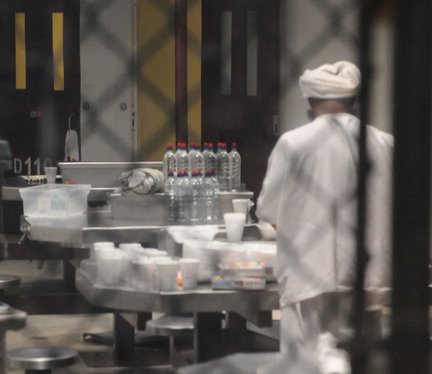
22, 211, 162, 247
76, 267, 280, 363
76, 268, 279, 314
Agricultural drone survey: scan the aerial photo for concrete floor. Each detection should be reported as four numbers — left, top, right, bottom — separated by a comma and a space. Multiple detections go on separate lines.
0, 260, 176, 373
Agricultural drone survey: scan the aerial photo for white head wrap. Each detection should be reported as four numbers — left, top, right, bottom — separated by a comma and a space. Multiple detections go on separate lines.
299, 61, 361, 99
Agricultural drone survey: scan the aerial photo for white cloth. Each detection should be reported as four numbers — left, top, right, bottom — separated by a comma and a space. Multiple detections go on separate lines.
299, 61, 360, 99
257, 293, 353, 374
256, 113, 393, 308
119, 168, 164, 194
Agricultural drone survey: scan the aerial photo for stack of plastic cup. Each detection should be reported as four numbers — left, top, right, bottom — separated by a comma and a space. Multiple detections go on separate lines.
155, 259, 179, 291
179, 258, 200, 290
223, 212, 246, 242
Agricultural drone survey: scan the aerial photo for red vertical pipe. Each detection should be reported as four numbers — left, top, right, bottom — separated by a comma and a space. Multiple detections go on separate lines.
175, 0, 188, 145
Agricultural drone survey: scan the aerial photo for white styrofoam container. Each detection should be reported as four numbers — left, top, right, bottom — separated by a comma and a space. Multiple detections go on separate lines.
19, 184, 91, 217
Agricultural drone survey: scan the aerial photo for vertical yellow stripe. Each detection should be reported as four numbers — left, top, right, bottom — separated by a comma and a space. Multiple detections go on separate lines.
187, 0, 202, 144
15, 13, 26, 90
52, 12, 64, 91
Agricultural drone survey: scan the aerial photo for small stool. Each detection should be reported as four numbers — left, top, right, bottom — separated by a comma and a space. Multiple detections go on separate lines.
146, 314, 194, 367
0, 303, 26, 374
0, 275, 19, 293
7, 347, 78, 374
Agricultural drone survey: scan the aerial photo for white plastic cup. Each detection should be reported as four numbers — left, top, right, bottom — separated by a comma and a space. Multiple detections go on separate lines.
232, 199, 249, 215
155, 260, 179, 291
179, 258, 200, 290
223, 212, 246, 242
45, 166, 57, 184
96, 251, 126, 286
131, 259, 156, 292
92, 242, 115, 261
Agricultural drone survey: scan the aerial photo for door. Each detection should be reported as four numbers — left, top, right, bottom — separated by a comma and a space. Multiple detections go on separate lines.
80, 0, 136, 162
202, 0, 280, 198
0, 0, 80, 176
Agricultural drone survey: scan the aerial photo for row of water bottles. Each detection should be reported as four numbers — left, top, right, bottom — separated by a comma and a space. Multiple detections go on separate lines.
162, 141, 241, 225
164, 168, 219, 225
163, 141, 241, 192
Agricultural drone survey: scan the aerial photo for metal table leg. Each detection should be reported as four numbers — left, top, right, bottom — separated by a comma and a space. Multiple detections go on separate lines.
193, 312, 223, 363
226, 312, 247, 353
113, 312, 135, 365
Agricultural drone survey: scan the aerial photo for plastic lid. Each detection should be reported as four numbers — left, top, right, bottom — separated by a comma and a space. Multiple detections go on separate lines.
119, 242, 142, 249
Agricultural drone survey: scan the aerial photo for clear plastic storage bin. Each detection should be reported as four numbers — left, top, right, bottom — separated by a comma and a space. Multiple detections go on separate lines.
19, 184, 91, 217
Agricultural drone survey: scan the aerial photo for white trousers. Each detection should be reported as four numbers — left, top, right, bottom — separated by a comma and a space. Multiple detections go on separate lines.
257, 292, 352, 374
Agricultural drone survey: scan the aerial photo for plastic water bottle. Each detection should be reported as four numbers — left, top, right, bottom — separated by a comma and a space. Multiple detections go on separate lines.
175, 142, 189, 175
173, 169, 189, 224
163, 144, 176, 179
216, 142, 231, 191
164, 168, 176, 223
203, 142, 217, 175
202, 142, 209, 165
188, 142, 204, 176
229, 142, 241, 191
189, 169, 204, 224
203, 169, 219, 223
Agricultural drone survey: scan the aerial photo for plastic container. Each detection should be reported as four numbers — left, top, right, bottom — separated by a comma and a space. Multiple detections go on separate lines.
19, 184, 91, 217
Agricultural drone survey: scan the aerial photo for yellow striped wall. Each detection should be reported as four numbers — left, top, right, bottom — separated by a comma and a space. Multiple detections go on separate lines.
15, 13, 26, 89
52, 12, 65, 91
136, 0, 202, 161
187, 0, 202, 145
15, 11, 65, 91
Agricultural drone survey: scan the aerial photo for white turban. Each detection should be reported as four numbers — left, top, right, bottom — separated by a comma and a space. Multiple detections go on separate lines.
299, 61, 361, 99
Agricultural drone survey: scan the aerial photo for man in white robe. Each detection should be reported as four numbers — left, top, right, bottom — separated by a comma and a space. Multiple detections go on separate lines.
256, 61, 393, 373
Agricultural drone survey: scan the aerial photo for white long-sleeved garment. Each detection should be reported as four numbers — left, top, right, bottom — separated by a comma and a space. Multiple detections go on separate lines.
256, 113, 393, 308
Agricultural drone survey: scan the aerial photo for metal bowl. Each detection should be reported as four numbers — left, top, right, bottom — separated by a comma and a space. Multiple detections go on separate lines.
8, 347, 78, 370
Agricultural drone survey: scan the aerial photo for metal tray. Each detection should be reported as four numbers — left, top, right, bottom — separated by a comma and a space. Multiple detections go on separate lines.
59, 161, 163, 188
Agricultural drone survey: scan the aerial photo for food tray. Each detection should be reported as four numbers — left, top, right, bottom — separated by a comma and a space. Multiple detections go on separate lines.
218, 262, 266, 278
